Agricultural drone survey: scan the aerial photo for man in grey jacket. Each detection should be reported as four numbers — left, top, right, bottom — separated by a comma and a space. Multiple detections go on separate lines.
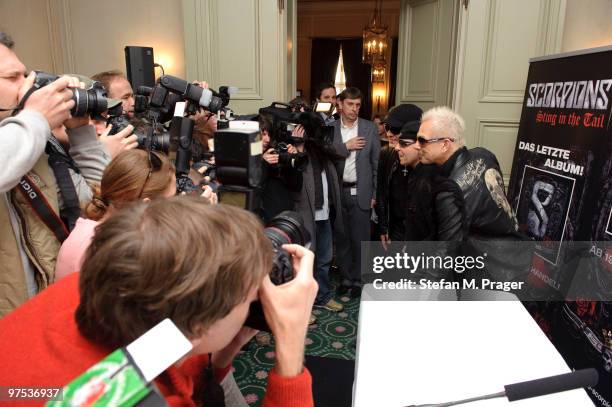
332, 87, 380, 296
0, 32, 111, 313
0, 32, 77, 193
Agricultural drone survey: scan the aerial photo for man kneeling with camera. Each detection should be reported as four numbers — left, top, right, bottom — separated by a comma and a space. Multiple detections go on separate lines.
0, 196, 317, 407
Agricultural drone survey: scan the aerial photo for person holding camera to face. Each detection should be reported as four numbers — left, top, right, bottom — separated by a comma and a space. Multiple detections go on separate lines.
259, 113, 303, 222
292, 119, 345, 313
0, 197, 317, 407
0, 32, 118, 316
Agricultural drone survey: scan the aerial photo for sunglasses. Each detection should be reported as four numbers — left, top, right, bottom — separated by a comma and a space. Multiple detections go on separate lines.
416, 136, 455, 145
137, 151, 163, 198
398, 139, 416, 147
384, 123, 402, 135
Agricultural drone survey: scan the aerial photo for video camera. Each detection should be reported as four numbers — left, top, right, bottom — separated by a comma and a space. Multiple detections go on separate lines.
259, 102, 334, 148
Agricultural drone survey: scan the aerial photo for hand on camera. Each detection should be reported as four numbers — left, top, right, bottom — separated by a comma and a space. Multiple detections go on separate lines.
286, 144, 297, 154
260, 244, 318, 377
263, 148, 279, 165
98, 124, 137, 159
21, 73, 75, 129
345, 136, 366, 151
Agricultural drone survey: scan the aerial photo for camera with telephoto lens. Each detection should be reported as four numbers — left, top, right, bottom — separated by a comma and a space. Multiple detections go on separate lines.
32, 71, 109, 120
245, 210, 311, 331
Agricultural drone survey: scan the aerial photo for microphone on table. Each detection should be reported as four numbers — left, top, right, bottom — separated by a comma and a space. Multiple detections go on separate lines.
405, 368, 598, 407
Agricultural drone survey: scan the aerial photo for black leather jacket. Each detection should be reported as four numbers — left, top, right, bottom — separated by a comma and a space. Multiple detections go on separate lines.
439, 147, 518, 237
439, 147, 531, 283
404, 164, 465, 241
376, 146, 400, 234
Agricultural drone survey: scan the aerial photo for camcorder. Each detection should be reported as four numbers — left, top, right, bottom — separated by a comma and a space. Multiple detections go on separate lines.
259, 101, 334, 154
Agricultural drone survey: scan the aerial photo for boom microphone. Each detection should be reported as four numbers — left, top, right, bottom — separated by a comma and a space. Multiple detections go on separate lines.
406, 368, 598, 407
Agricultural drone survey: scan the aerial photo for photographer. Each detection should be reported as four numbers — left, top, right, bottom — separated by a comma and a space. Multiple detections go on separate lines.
0, 32, 75, 192
91, 70, 135, 118
260, 113, 303, 221
0, 197, 317, 407
292, 120, 345, 312
0, 33, 115, 316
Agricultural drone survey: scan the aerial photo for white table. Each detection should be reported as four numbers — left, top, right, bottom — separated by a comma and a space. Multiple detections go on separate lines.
352, 286, 594, 406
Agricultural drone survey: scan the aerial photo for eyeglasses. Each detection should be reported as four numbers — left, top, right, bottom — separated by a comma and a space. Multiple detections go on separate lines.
398, 139, 416, 147
416, 136, 455, 145
384, 123, 402, 135
137, 151, 163, 198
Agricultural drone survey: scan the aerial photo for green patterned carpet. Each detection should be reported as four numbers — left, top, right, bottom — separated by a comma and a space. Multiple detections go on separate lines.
232, 279, 360, 406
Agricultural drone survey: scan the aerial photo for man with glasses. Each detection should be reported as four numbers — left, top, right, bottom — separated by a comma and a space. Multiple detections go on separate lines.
376, 104, 422, 248
416, 106, 519, 241
398, 121, 464, 241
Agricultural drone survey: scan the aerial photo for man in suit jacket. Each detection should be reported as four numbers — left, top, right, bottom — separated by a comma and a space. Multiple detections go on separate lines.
332, 87, 380, 296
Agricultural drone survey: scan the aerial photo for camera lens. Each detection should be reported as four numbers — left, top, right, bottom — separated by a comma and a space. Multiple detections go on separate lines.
71, 86, 108, 118
264, 211, 310, 285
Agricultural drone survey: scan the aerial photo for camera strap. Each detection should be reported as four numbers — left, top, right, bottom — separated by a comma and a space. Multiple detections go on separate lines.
199, 353, 225, 407
46, 139, 81, 231
16, 174, 69, 243
9, 85, 40, 117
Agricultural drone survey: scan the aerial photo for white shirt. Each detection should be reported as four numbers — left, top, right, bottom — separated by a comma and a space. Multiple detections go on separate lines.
340, 118, 358, 183
314, 170, 330, 221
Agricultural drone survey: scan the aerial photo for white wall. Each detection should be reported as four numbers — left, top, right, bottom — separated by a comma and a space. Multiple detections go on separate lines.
0, 0, 185, 78
562, 0, 612, 51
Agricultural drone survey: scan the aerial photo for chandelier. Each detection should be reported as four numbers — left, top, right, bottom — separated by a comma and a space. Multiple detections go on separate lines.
371, 58, 386, 83
362, 0, 388, 65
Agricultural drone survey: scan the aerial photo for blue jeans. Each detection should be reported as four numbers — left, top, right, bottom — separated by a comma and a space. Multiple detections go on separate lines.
314, 219, 333, 304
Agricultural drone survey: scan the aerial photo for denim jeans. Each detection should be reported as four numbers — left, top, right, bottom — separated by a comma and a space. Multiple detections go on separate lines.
314, 219, 333, 304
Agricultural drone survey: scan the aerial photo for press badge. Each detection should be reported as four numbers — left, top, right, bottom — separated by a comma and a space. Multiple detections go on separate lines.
350, 187, 357, 196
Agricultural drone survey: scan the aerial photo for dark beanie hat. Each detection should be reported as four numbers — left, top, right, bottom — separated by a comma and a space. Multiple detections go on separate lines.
384, 104, 423, 129
399, 120, 420, 141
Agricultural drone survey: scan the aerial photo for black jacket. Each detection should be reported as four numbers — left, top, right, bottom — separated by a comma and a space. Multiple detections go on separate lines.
439, 147, 518, 238
260, 163, 302, 222
403, 164, 465, 241
375, 146, 399, 234
439, 147, 531, 283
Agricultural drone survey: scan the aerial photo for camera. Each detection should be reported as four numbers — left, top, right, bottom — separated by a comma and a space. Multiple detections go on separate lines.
265, 210, 311, 285
259, 102, 334, 148
245, 210, 311, 331
272, 141, 308, 171
33, 71, 109, 120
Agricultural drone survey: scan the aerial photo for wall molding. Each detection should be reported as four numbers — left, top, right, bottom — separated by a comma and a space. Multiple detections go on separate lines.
476, 117, 520, 183
398, 0, 440, 103
182, 0, 264, 100
46, 0, 75, 74
478, 0, 566, 104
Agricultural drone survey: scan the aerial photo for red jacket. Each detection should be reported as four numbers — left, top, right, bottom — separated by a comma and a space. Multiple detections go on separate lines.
0, 273, 313, 407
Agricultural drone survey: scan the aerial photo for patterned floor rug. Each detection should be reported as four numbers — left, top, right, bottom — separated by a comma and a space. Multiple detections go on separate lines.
232, 280, 360, 406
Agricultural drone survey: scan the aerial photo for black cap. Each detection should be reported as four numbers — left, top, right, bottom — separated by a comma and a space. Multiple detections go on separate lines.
384, 104, 423, 129
399, 120, 420, 141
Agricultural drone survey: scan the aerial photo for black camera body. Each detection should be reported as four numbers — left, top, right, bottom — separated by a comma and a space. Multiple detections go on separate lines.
244, 210, 311, 331
33, 72, 109, 120
272, 141, 308, 171
259, 102, 334, 148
